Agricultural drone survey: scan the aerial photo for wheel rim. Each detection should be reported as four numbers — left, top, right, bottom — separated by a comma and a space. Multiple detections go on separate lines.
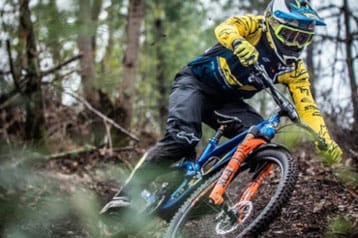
170, 155, 292, 238
215, 199, 254, 235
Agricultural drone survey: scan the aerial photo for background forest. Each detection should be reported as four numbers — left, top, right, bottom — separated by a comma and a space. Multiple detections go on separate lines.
0, 0, 357, 237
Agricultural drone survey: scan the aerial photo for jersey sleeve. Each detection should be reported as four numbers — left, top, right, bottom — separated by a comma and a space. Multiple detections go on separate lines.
277, 61, 332, 143
215, 15, 262, 50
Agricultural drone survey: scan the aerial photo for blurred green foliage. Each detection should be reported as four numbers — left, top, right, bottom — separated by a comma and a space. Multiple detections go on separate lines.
325, 216, 358, 238
1, 0, 356, 237
334, 165, 358, 190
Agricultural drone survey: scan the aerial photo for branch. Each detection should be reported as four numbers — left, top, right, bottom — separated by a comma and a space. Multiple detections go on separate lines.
0, 90, 20, 110
349, 149, 358, 158
62, 89, 139, 142
59, 69, 80, 80
6, 40, 21, 91
44, 144, 97, 160
320, 13, 341, 19
41, 69, 79, 86
317, 4, 340, 12
41, 54, 82, 77
103, 122, 113, 156
316, 32, 358, 43
351, 13, 358, 25
0, 70, 11, 75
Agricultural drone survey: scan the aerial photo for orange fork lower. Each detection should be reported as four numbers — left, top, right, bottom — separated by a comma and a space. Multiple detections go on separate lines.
238, 163, 274, 202
235, 163, 273, 223
209, 137, 266, 205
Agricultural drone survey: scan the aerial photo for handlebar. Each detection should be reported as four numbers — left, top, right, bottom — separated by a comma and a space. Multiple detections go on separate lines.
253, 63, 299, 122
253, 63, 328, 150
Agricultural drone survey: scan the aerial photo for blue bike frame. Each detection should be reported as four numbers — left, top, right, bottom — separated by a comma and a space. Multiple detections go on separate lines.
158, 63, 324, 213
160, 112, 281, 211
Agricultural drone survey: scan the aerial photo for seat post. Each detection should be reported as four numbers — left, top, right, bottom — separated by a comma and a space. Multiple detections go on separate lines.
213, 125, 226, 141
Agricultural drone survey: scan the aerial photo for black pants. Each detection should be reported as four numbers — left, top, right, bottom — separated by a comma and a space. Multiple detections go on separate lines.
126, 67, 263, 193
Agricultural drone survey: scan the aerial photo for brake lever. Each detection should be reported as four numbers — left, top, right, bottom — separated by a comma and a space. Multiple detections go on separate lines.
253, 63, 269, 78
253, 63, 299, 122
254, 63, 327, 149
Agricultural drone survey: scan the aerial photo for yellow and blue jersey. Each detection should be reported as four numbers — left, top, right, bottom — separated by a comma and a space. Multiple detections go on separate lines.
187, 15, 333, 145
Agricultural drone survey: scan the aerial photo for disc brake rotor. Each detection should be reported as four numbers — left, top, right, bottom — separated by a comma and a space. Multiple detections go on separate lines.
215, 200, 253, 235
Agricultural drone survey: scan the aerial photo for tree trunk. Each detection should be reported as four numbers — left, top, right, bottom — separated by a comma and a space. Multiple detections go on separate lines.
101, 0, 115, 76
305, 0, 317, 99
343, 0, 358, 131
47, 0, 63, 102
77, 0, 108, 146
154, 17, 168, 133
19, 0, 45, 141
306, 43, 317, 99
118, 0, 144, 129
77, 0, 102, 107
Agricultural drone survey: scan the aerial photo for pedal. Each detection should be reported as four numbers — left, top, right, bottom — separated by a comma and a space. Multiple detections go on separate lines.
140, 182, 169, 214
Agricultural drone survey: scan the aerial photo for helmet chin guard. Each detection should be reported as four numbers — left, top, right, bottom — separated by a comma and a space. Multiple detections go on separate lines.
265, 22, 303, 65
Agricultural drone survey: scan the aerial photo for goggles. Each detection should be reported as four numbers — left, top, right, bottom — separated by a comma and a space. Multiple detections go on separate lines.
268, 16, 314, 48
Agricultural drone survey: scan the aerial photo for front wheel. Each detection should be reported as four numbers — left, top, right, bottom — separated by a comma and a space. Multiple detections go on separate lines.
165, 148, 298, 238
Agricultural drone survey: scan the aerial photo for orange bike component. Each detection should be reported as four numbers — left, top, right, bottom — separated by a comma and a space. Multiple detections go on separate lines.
239, 163, 273, 203
209, 137, 266, 205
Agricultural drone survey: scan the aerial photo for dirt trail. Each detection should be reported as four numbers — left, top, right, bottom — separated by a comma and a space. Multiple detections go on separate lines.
39, 143, 357, 237
1, 142, 356, 238
264, 149, 357, 237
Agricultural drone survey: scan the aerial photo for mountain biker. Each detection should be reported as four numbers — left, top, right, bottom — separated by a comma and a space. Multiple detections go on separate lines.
101, 0, 343, 212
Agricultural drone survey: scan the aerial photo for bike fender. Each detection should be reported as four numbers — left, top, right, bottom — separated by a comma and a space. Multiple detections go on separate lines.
247, 143, 291, 159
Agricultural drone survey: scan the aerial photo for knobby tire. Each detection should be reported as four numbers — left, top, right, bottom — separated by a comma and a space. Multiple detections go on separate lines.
164, 148, 298, 238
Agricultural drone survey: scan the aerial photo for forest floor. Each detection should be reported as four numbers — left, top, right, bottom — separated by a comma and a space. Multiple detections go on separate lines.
1, 138, 357, 238
261, 144, 358, 238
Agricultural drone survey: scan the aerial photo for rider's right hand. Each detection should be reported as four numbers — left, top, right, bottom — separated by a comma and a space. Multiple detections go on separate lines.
233, 39, 259, 67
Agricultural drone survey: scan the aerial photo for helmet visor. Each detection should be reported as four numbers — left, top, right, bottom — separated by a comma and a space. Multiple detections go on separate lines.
269, 16, 314, 48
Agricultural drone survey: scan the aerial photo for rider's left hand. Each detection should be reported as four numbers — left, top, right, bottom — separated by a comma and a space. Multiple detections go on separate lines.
318, 140, 343, 164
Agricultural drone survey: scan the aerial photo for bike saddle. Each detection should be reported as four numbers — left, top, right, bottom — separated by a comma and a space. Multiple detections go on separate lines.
214, 111, 242, 126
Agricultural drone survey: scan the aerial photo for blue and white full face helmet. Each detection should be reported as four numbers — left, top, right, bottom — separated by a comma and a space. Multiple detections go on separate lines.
265, 0, 326, 65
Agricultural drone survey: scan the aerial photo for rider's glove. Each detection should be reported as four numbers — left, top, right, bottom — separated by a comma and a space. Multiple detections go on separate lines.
233, 39, 259, 67
317, 140, 343, 164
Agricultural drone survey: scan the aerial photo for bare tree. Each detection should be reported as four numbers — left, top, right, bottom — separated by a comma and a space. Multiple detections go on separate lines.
306, 42, 317, 99
18, 0, 45, 141
77, 0, 103, 107
316, 1, 357, 131
342, 0, 358, 131
154, 15, 167, 133
118, 0, 144, 129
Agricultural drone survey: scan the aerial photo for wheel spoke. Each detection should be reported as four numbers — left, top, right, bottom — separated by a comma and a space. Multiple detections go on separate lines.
165, 148, 298, 238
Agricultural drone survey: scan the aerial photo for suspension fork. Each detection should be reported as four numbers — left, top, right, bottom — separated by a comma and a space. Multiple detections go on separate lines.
230, 163, 274, 223
238, 163, 273, 203
209, 132, 267, 205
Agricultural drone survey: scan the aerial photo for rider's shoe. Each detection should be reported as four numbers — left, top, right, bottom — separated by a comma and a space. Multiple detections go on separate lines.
98, 195, 131, 237
100, 196, 131, 215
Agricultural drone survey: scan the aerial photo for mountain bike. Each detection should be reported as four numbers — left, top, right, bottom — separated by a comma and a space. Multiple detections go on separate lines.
100, 63, 326, 238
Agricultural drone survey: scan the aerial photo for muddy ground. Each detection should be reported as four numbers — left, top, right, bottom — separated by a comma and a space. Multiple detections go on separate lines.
0, 141, 357, 238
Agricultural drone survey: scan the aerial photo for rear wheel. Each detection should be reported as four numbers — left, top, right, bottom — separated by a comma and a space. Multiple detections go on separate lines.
165, 148, 298, 238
